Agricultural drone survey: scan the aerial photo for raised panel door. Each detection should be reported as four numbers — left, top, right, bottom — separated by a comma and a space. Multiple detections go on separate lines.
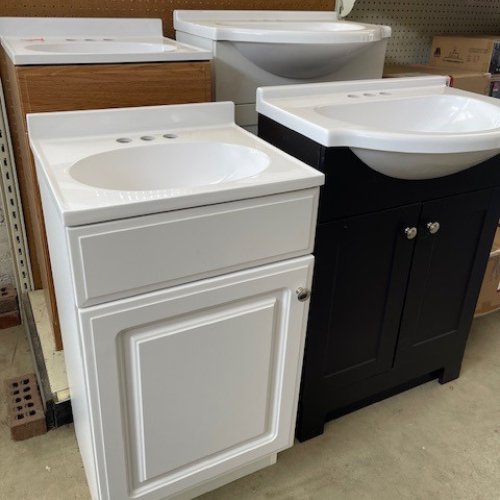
79, 257, 313, 500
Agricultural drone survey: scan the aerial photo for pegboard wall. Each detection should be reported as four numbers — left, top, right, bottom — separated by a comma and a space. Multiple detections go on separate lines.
348, 0, 500, 65
0, 1, 335, 39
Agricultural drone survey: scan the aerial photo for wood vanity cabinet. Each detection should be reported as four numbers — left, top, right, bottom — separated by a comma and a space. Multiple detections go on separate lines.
258, 115, 500, 442
0, 51, 211, 349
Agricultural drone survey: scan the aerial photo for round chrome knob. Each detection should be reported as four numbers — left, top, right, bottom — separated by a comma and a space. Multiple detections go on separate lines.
427, 222, 440, 234
405, 227, 418, 240
296, 287, 311, 302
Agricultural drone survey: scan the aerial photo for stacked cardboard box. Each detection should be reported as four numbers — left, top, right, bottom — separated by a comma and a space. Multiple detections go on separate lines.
383, 64, 491, 94
429, 36, 500, 74
429, 35, 500, 98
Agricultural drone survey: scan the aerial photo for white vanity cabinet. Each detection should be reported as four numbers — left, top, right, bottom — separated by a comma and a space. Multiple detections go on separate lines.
80, 256, 313, 500
28, 102, 324, 500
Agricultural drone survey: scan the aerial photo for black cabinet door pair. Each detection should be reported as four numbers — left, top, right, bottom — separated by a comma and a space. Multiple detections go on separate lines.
298, 188, 500, 440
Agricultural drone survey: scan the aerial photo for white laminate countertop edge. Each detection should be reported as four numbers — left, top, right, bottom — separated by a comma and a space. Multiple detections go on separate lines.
28, 102, 324, 227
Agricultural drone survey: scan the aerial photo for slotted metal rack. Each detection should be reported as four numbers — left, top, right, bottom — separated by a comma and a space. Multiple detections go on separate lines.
348, 0, 500, 64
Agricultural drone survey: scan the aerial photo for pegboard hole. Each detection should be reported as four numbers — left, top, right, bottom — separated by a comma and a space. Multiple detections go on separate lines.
116, 138, 132, 144
163, 133, 178, 139
140, 136, 156, 141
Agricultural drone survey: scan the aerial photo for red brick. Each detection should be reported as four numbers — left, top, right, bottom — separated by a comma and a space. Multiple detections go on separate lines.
0, 310, 20, 329
0, 283, 18, 314
4, 374, 47, 441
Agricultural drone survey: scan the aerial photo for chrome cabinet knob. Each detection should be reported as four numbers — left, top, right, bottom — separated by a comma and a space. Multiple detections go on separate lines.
405, 227, 418, 240
296, 287, 311, 302
427, 222, 440, 234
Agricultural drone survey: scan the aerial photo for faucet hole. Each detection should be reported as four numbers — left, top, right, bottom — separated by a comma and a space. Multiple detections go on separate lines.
65, 38, 77, 41
363, 93, 376, 97
347, 94, 361, 98
140, 136, 156, 141
84, 38, 96, 41
163, 133, 178, 139
379, 92, 392, 95
116, 138, 132, 144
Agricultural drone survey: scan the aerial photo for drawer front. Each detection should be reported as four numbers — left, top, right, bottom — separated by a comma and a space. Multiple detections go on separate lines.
68, 189, 319, 307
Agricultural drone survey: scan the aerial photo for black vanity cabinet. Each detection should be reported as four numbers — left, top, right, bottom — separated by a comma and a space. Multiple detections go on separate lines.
258, 115, 500, 442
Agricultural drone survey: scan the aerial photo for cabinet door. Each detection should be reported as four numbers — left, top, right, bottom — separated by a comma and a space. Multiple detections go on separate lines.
79, 257, 313, 500
396, 188, 500, 372
297, 204, 420, 438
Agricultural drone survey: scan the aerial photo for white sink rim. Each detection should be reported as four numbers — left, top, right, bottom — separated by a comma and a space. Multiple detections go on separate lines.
173, 10, 391, 44
256, 76, 500, 180
25, 40, 177, 55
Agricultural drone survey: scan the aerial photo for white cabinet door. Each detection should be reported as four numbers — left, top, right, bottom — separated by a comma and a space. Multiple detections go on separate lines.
79, 256, 313, 500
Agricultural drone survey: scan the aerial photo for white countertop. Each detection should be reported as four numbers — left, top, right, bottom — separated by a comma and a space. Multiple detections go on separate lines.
28, 102, 324, 227
0, 17, 211, 65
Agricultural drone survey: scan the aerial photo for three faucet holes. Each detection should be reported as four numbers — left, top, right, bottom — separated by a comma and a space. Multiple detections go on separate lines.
347, 91, 392, 98
116, 133, 178, 144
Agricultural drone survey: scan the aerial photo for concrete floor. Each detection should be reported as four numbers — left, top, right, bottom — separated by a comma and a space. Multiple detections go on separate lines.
1, 312, 500, 500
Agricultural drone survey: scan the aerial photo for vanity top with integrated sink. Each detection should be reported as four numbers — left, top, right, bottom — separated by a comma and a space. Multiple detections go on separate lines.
27, 102, 324, 226
173, 10, 390, 44
257, 76, 500, 179
0, 17, 211, 65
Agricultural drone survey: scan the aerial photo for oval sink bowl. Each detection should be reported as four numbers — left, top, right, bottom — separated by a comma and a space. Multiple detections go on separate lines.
26, 41, 176, 54
69, 142, 270, 191
232, 41, 374, 79
316, 95, 500, 133
256, 76, 500, 180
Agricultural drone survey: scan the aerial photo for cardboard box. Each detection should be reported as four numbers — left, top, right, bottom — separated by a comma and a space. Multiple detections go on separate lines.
475, 227, 500, 316
429, 36, 500, 74
383, 64, 491, 95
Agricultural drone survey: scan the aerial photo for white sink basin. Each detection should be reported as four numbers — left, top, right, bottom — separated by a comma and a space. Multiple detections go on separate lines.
70, 142, 269, 191
256, 76, 500, 180
25, 41, 177, 55
0, 17, 211, 65
174, 11, 391, 79
27, 102, 323, 226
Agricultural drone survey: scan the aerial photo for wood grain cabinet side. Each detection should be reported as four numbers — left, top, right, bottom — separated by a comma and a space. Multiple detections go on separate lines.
0, 51, 212, 349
